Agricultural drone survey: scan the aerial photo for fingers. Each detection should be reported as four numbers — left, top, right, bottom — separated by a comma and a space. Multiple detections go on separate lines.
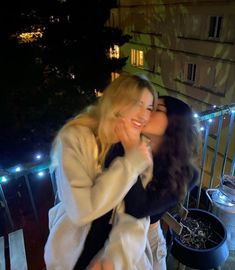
102, 260, 115, 270
89, 261, 102, 270
138, 140, 153, 166
114, 117, 141, 152
114, 117, 130, 143
88, 260, 114, 270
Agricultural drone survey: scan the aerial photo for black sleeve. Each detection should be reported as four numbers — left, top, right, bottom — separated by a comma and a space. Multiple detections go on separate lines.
124, 178, 177, 220
124, 168, 199, 223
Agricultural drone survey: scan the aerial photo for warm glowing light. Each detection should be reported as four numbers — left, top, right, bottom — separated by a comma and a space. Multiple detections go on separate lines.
111, 72, 120, 82
69, 73, 76, 79
109, 45, 120, 59
17, 29, 43, 43
131, 49, 144, 67
94, 89, 103, 97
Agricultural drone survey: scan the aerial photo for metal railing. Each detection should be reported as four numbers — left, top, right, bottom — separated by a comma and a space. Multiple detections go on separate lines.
0, 103, 234, 229
194, 103, 235, 208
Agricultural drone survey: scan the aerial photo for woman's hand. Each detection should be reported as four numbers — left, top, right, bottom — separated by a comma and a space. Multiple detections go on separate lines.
114, 116, 141, 152
88, 260, 114, 270
115, 117, 152, 166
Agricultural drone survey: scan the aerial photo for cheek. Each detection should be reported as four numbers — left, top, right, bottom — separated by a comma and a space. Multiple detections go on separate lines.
145, 110, 152, 121
143, 113, 168, 135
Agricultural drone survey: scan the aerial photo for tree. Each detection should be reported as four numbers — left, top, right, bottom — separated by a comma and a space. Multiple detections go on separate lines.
0, 0, 130, 167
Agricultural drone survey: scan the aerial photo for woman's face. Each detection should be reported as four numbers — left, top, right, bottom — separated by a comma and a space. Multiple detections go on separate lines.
142, 98, 168, 137
116, 88, 154, 132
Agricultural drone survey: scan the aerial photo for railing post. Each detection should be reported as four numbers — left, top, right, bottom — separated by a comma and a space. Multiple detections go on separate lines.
24, 174, 39, 224
196, 122, 211, 208
220, 113, 235, 177
208, 115, 223, 188
0, 184, 14, 230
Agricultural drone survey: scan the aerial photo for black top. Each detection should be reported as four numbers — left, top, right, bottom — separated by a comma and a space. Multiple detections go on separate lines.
74, 142, 198, 269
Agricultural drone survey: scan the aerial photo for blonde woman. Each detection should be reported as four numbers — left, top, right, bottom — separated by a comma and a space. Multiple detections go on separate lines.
44, 74, 157, 270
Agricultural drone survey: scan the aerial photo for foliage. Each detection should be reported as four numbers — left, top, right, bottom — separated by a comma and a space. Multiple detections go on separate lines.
0, 0, 131, 167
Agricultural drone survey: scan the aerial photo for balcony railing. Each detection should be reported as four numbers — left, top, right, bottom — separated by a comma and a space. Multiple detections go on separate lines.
193, 103, 235, 208
0, 103, 234, 229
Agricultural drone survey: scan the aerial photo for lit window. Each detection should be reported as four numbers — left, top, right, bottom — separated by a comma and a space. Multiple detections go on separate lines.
208, 16, 222, 38
131, 49, 144, 67
111, 72, 120, 81
109, 45, 120, 59
187, 63, 196, 82
94, 89, 103, 97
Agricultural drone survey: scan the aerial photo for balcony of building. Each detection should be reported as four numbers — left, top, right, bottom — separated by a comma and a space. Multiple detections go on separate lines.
0, 103, 234, 270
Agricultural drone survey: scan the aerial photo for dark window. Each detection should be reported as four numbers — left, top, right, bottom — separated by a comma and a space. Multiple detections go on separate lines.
208, 16, 222, 38
187, 63, 196, 82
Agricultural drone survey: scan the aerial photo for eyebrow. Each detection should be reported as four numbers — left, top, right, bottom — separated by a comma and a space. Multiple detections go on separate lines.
136, 100, 154, 108
158, 103, 166, 107
156, 103, 167, 112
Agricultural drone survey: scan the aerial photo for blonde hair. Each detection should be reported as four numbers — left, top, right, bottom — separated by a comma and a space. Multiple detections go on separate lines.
51, 73, 156, 167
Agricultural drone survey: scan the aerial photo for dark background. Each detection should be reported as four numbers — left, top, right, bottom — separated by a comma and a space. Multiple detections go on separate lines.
1, 0, 130, 168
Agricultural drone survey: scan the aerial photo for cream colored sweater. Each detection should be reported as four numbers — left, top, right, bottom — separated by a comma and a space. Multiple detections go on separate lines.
44, 125, 166, 270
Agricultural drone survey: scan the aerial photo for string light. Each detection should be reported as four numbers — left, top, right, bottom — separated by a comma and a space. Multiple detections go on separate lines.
15, 166, 22, 172
35, 154, 42, 160
194, 113, 199, 118
37, 171, 45, 177
1, 176, 8, 183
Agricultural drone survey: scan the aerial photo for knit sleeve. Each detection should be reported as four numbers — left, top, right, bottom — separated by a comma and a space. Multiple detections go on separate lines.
56, 125, 150, 226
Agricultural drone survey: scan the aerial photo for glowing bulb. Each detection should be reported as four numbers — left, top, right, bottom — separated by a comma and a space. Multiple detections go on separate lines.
208, 119, 213, 123
213, 105, 217, 108
194, 113, 198, 118
1, 176, 8, 183
15, 166, 21, 172
38, 171, 44, 177
200, 126, 205, 131
35, 154, 42, 160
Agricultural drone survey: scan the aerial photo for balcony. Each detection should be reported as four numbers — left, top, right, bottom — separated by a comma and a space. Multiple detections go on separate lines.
0, 103, 234, 269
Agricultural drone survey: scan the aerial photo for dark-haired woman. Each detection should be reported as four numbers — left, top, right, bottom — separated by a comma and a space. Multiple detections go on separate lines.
89, 96, 199, 270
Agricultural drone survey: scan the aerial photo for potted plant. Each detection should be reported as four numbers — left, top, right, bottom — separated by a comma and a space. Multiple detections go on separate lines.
168, 208, 229, 269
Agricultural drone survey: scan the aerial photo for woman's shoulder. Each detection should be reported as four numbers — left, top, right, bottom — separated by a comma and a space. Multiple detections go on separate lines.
57, 125, 96, 149
60, 124, 93, 139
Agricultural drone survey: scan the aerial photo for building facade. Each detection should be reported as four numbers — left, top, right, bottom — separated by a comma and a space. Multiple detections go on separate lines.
108, 0, 235, 112
108, 0, 235, 186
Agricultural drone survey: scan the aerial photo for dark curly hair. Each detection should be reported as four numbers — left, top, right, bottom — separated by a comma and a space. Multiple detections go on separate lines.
148, 96, 200, 201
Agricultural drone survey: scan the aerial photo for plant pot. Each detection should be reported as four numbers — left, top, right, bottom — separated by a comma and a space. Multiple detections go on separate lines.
168, 208, 229, 269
